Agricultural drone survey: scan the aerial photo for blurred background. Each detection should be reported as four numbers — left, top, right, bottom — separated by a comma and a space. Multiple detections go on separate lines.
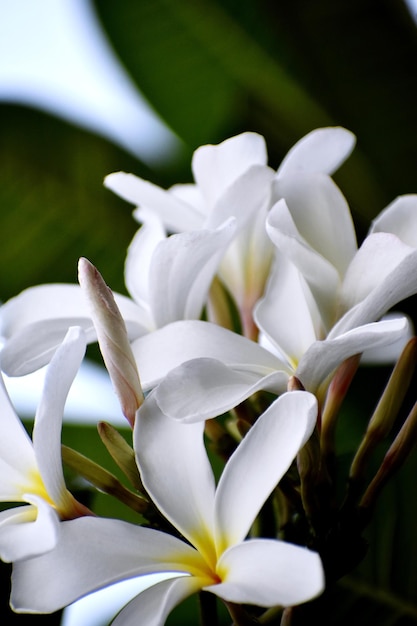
2, 1, 417, 624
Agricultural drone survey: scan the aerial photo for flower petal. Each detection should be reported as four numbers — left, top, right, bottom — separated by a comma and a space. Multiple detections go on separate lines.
134, 393, 216, 560
124, 208, 166, 313
155, 358, 289, 422
369, 194, 417, 246
272, 173, 357, 278
205, 165, 274, 229
131, 320, 283, 390
297, 317, 410, 391
0, 285, 146, 376
0, 375, 36, 476
192, 132, 267, 207
339, 233, 417, 322
277, 126, 355, 177
149, 219, 236, 327
254, 256, 322, 368
0, 497, 59, 562
104, 172, 203, 232
266, 199, 341, 331
112, 575, 204, 626
210, 538, 324, 607
360, 314, 414, 364
214, 391, 317, 550
11, 516, 202, 613
33, 327, 86, 509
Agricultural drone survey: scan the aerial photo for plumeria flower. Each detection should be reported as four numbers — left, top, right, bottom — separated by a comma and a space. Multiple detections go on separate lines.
0, 217, 236, 377
11, 391, 324, 624
129, 314, 408, 423
0, 127, 355, 375
105, 127, 355, 338
369, 193, 417, 245
0, 326, 91, 562
266, 180, 417, 347
126, 185, 417, 423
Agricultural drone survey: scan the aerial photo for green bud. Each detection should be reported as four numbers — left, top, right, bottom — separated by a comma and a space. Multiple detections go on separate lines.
61, 444, 149, 515
97, 421, 144, 493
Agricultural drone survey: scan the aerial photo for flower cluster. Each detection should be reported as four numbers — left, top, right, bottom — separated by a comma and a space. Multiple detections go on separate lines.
1, 127, 417, 625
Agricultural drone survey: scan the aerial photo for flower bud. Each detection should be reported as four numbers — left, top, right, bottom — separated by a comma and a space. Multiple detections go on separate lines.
78, 257, 144, 427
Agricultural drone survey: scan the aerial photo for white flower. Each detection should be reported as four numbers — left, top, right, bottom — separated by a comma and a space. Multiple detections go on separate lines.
105, 127, 354, 338
0, 326, 90, 562
11, 391, 324, 624
0, 127, 355, 374
129, 315, 408, 423
266, 182, 417, 347
0, 218, 236, 377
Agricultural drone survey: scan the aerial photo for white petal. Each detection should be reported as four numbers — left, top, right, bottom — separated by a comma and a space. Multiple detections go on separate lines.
214, 392, 317, 550
277, 126, 356, 177
205, 165, 274, 229
192, 132, 267, 207
210, 538, 324, 607
369, 194, 417, 247
0, 497, 59, 562
0, 284, 92, 338
361, 314, 414, 364
131, 320, 283, 390
340, 233, 414, 310
33, 327, 85, 509
113, 575, 204, 626
155, 358, 289, 422
266, 199, 341, 330
169, 182, 205, 215
105, 172, 203, 232
254, 256, 322, 368
135, 393, 216, 559
218, 204, 273, 311
0, 458, 36, 500
336, 237, 417, 334
11, 516, 202, 613
0, 375, 36, 475
272, 173, 357, 278
297, 317, 410, 391
0, 286, 145, 376
124, 209, 166, 311
149, 220, 236, 327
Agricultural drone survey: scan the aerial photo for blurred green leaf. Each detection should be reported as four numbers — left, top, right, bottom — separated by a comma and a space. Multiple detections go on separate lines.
0, 104, 162, 302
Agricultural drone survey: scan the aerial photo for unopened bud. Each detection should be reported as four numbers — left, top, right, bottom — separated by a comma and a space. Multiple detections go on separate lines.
78, 257, 144, 427
321, 354, 361, 459
350, 337, 417, 482
287, 376, 305, 392
360, 399, 417, 511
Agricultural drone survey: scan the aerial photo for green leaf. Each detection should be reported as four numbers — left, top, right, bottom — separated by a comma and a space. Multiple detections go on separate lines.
0, 104, 154, 303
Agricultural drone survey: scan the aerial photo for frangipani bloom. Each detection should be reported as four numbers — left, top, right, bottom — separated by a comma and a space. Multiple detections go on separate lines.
11, 391, 324, 623
0, 217, 236, 377
0, 127, 356, 375
128, 179, 417, 423
266, 181, 417, 346
130, 315, 408, 423
0, 326, 90, 562
105, 127, 355, 337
